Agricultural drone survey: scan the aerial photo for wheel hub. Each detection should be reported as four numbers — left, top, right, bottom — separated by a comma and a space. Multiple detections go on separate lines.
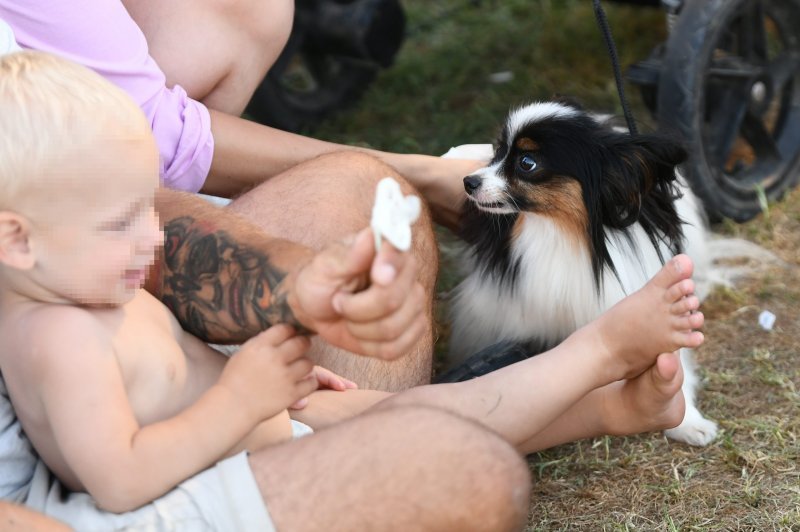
748, 76, 774, 115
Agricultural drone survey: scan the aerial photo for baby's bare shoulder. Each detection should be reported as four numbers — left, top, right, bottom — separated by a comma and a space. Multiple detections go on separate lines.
5, 304, 113, 370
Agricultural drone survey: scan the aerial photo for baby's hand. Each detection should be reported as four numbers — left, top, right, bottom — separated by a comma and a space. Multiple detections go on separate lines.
219, 324, 317, 422
290, 366, 358, 410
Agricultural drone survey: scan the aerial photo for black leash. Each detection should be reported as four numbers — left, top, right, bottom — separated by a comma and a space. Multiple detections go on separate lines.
593, 0, 639, 135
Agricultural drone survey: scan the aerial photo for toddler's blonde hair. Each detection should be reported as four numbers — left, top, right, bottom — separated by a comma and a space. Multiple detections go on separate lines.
0, 51, 150, 209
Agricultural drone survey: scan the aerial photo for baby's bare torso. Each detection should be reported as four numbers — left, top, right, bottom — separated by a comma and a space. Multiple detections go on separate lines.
97, 290, 227, 425
1, 290, 230, 486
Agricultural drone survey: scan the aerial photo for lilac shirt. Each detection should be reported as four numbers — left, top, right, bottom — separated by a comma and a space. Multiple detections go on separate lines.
0, 1, 214, 192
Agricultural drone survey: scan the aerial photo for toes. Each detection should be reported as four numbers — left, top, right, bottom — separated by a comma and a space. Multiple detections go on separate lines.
674, 330, 704, 349
687, 311, 704, 329
654, 352, 681, 383
673, 310, 704, 331
672, 254, 694, 279
665, 278, 696, 303
671, 295, 700, 315
649, 254, 693, 291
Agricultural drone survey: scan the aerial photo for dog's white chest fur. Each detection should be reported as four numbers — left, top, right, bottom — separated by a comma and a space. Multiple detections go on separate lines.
449, 215, 659, 357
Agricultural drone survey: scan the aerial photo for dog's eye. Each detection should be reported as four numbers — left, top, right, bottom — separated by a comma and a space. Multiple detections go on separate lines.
518, 154, 537, 172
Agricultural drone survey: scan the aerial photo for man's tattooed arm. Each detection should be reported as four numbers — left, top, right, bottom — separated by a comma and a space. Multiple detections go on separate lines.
158, 216, 311, 343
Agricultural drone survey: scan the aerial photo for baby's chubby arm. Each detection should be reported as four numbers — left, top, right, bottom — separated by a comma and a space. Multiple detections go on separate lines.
7, 308, 315, 513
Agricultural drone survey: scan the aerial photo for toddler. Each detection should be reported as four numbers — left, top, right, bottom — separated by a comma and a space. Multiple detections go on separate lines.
0, 51, 340, 512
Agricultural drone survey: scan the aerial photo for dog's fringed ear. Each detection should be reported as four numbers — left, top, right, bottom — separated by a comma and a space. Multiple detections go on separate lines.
600, 132, 687, 227
601, 132, 688, 256
622, 133, 687, 194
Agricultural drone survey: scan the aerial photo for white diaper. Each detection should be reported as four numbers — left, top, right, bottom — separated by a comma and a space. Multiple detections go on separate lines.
24, 452, 275, 532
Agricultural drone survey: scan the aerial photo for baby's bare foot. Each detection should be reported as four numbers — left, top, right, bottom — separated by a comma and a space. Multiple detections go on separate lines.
587, 254, 705, 384
602, 352, 686, 436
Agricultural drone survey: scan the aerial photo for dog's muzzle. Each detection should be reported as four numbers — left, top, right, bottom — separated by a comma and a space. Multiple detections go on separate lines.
463, 175, 482, 195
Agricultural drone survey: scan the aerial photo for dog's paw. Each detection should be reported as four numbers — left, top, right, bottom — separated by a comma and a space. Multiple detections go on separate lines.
664, 407, 718, 446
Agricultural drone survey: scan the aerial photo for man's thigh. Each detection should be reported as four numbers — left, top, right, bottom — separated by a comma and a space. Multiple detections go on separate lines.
249, 405, 531, 532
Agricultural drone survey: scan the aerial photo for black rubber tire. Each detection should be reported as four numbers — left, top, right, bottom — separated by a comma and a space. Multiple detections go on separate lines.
245, 32, 378, 133
657, 0, 800, 222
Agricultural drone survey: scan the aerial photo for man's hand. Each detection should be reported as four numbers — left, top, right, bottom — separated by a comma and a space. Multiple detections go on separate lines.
413, 157, 485, 231
385, 155, 488, 231
289, 228, 427, 360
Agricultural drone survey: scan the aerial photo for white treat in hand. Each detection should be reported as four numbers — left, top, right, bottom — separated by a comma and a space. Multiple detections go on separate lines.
371, 177, 421, 252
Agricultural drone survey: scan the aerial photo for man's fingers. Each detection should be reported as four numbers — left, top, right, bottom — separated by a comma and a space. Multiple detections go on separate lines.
344, 284, 424, 341
371, 240, 406, 286
325, 227, 410, 289
354, 313, 428, 361
335, 256, 420, 322
337, 228, 376, 279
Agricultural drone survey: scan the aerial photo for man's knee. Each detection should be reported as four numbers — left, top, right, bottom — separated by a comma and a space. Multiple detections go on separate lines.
208, 0, 294, 44
315, 151, 438, 285
296, 151, 438, 282
310, 151, 400, 189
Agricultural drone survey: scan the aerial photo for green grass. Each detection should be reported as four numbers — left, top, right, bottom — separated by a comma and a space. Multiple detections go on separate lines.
309, 1, 800, 529
313, 0, 665, 153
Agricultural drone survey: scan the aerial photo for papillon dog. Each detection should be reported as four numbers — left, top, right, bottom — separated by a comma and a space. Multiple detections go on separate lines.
447, 101, 717, 446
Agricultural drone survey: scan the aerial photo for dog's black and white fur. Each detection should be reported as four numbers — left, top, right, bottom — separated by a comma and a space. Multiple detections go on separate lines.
447, 101, 717, 446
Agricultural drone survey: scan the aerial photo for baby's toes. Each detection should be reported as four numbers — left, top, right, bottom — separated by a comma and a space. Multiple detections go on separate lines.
653, 352, 682, 390
671, 294, 700, 315
673, 310, 704, 330
649, 254, 694, 293
688, 311, 704, 329
665, 278, 695, 304
672, 329, 704, 349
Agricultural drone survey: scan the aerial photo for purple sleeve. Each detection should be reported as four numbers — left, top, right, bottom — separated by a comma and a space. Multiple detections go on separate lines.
0, 1, 214, 192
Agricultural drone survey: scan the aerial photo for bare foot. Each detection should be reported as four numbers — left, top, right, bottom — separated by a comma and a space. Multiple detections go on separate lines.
571, 254, 705, 385
601, 352, 687, 436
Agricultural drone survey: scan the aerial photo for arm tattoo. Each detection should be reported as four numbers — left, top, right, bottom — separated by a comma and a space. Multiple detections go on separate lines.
160, 216, 310, 343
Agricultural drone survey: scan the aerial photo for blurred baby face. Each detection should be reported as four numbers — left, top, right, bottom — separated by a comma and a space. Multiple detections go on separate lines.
31, 130, 163, 307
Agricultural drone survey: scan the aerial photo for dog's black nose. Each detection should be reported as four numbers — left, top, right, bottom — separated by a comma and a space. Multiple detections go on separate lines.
463, 175, 482, 194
